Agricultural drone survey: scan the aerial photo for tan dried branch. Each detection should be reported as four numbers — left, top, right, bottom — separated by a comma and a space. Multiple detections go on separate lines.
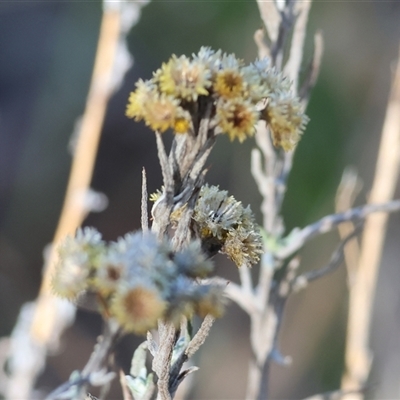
32, 2, 122, 347
341, 44, 400, 398
5, 8, 123, 400
152, 322, 176, 400
299, 31, 324, 104
185, 315, 215, 359
256, 0, 280, 45
284, 0, 312, 89
254, 29, 270, 60
335, 168, 362, 286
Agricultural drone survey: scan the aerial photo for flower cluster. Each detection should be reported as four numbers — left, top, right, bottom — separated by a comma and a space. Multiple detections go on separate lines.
52, 228, 224, 334
126, 47, 308, 150
191, 185, 262, 267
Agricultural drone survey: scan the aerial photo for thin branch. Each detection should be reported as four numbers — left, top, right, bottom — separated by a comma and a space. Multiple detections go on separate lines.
185, 315, 215, 359
251, 148, 268, 197
32, 1, 122, 346
254, 122, 277, 233
246, 2, 319, 398
152, 322, 176, 400
141, 168, 149, 233
239, 264, 254, 295
335, 167, 362, 287
256, 253, 276, 314
275, 150, 293, 217
299, 31, 324, 103
276, 31, 323, 215
284, 0, 312, 89
256, 0, 281, 45
270, 1, 296, 69
293, 225, 363, 291
342, 44, 400, 397
277, 200, 400, 260
254, 29, 270, 59
155, 132, 173, 193
5, 7, 125, 399
254, 257, 299, 400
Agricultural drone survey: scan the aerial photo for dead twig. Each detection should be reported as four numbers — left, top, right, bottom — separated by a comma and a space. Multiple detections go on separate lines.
299, 31, 324, 103
293, 224, 363, 291
335, 168, 362, 286
341, 44, 400, 398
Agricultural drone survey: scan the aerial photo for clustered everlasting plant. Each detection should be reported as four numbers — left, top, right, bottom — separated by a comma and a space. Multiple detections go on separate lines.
126, 48, 308, 149
3, 1, 400, 400
48, 43, 310, 399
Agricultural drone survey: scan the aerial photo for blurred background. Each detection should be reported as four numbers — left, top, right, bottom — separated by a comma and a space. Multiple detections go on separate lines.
1, 1, 400, 399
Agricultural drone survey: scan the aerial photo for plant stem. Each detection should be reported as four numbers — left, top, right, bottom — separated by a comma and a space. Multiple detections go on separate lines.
341, 44, 400, 398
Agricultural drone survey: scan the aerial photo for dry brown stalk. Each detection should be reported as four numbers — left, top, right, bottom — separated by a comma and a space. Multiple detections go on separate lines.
341, 45, 400, 397
5, 7, 124, 400
31, 6, 122, 346
335, 168, 362, 287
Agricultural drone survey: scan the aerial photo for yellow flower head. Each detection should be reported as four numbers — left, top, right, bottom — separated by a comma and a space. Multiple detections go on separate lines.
126, 79, 156, 121
156, 54, 211, 101
216, 98, 259, 142
214, 69, 245, 99
110, 283, 167, 334
213, 53, 246, 99
142, 93, 180, 133
264, 93, 309, 151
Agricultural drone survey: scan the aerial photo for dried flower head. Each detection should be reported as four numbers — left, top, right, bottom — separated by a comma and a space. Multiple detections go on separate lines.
216, 98, 259, 142
93, 245, 128, 297
126, 48, 308, 150
213, 55, 245, 99
193, 185, 263, 267
126, 79, 156, 121
263, 93, 309, 151
110, 281, 167, 334
224, 224, 264, 267
156, 54, 211, 101
142, 93, 180, 133
52, 227, 105, 299
53, 229, 225, 334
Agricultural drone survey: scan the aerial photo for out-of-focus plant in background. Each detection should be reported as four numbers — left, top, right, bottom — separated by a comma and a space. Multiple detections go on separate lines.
1, 1, 400, 399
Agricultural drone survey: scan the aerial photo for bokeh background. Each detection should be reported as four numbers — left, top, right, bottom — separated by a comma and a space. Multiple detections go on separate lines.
1, 1, 400, 399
